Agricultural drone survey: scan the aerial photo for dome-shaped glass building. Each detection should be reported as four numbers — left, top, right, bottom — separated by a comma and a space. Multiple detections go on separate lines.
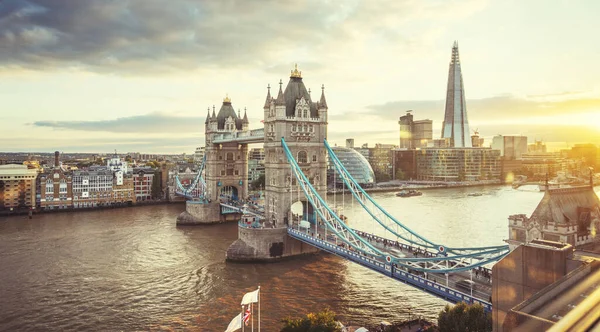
327, 147, 375, 188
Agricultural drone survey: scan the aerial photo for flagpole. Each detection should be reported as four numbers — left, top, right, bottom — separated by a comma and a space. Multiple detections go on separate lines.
242, 305, 245, 332
251, 302, 254, 332
258, 285, 261, 332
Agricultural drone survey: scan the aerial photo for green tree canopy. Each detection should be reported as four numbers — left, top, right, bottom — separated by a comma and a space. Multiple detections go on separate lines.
281, 308, 341, 332
251, 174, 265, 190
438, 302, 491, 332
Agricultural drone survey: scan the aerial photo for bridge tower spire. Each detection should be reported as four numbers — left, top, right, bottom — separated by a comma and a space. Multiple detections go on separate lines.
263, 64, 328, 228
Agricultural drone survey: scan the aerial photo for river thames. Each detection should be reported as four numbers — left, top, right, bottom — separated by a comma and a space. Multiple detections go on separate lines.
2, 185, 594, 331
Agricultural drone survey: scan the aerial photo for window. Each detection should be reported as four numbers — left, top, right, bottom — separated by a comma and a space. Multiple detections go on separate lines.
227, 152, 234, 161
297, 151, 308, 163
303, 109, 308, 118
312, 155, 317, 162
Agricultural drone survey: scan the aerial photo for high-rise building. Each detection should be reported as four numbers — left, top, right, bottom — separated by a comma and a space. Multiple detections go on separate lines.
441, 41, 472, 147
248, 148, 265, 184
398, 111, 432, 149
416, 148, 501, 182
491, 135, 528, 160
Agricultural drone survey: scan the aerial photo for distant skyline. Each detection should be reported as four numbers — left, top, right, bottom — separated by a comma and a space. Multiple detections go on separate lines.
2, 0, 600, 153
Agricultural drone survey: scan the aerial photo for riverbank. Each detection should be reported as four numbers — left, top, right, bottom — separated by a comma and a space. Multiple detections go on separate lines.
0, 200, 185, 217
328, 180, 503, 195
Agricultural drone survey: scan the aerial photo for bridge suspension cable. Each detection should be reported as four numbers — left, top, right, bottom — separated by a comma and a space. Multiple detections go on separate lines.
174, 155, 207, 199
284, 138, 509, 273
282, 138, 384, 257
324, 139, 509, 256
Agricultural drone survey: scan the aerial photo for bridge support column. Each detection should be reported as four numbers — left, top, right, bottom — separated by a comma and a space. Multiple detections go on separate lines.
226, 226, 319, 262
177, 201, 239, 225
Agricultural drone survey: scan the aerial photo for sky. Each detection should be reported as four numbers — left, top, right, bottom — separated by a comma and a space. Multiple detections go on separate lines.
1, 0, 600, 154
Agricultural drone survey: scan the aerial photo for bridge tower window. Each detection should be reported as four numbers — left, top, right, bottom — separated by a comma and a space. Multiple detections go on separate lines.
297, 151, 308, 164
226, 152, 234, 161
312, 154, 317, 162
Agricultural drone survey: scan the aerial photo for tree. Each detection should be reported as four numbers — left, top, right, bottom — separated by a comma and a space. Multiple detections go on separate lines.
251, 174, 265, 190
374, 171, 391, 183
151, 171, 162, 199
395, 168, 406, 180
281, 308, 341, 332
438, 302, 491, 332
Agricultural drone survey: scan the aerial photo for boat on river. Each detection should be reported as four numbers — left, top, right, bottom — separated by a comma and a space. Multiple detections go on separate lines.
395, 190, 422, 197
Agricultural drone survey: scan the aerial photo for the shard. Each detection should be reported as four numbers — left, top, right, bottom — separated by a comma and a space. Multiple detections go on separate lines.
441, 41, 472, 147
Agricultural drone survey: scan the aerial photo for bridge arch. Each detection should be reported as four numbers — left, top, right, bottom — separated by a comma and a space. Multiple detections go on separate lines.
220, 185, 239, 201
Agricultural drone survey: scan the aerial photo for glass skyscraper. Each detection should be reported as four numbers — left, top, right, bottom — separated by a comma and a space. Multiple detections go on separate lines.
441, 41, 472, 147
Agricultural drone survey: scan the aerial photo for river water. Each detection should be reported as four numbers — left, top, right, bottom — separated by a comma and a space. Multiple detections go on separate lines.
1, 185, 591, 331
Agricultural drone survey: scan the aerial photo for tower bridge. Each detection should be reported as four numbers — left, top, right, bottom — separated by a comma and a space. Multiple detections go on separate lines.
175, 64, 508, 311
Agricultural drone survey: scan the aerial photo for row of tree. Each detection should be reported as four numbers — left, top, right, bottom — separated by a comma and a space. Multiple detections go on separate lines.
279, 302, 491, 332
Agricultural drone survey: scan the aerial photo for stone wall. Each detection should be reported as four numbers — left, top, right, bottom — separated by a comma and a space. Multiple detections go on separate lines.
492, 241, 576, 331
176, 201, 239, 225
226, 226, 319, 262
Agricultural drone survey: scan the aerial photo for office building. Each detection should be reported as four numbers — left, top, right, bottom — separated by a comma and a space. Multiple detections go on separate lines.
491, 135, 528, 160
248, 148, 265, 184
441, 41, 472, 147
327, 146, 375, 188
398, 111, 432, 149
415, 148, 501, 181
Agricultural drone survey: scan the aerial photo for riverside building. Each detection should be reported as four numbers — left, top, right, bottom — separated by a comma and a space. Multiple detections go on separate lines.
0, 164, 37, 212
415, 148, 501, 182
38, 151, 73, 210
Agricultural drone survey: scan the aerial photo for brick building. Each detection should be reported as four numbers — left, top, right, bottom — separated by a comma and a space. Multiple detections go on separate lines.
0, 164, 37, 212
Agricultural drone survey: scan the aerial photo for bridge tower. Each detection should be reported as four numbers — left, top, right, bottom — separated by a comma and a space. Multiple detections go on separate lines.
204, 96, 250, 203
263, 65, 328, 227
227, 65, 328, 260
177, 96, 250, 225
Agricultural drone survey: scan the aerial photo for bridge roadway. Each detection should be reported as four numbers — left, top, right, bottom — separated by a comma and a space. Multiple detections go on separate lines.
286, 222, 493, 310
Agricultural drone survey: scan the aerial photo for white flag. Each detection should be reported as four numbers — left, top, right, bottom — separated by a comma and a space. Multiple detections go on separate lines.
241, 288, 259, 305
224, 313, 242, 332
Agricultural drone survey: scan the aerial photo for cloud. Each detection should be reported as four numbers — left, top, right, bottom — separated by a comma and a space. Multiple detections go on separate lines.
0, 135, 204, 153
0, 0, 488, 74
0, 0, 348, 73
363, 94, 600, 124
32, 112, 204, 133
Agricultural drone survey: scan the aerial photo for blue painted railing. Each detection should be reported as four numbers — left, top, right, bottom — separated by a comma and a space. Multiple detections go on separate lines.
288, 228, 492, 312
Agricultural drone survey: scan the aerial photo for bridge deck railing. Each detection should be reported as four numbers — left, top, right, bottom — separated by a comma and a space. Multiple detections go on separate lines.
288, 228, 492, 312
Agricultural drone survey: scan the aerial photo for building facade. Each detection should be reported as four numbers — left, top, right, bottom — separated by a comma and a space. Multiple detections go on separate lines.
205, 96, 250, 201
38, 151, 73, 210
0, 164, 37, 212
491, 135, 528, 160
262, 65, 328, 227
369, 143, 396, 181
72, 169, 114, 208
38, 170, 72, 210
133, 167, 155, 201
398, 111, 432, 149
507, 185, 600, 250
248, 148, 265, 185
392, 149, 417, 180
327, 146, 375, 188
415, 148, 501, 182
441, 41, 472, 147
